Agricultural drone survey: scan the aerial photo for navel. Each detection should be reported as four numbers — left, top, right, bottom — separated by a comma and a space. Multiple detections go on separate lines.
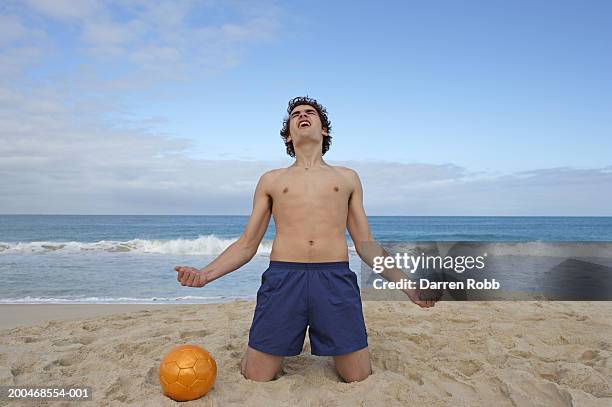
282, 187, 288, 193
334, 186, 339, 192
308, 240, 314, 246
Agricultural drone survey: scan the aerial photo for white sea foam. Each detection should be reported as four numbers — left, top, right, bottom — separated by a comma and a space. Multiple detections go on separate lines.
0, 235, 273, 256
1, 239, 609, 258
0, 295, 253, 304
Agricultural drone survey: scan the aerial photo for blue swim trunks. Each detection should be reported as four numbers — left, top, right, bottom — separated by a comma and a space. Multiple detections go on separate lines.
248, 261, 368, 357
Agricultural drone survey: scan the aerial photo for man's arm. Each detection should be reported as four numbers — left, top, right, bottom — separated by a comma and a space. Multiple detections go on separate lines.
345, 169, 435, 308
175, 171, 273, 287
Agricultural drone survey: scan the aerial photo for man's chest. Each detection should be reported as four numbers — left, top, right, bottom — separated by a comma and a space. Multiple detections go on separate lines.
271, 172, 351, 205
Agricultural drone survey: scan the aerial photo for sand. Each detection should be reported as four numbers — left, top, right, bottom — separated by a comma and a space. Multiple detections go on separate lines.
0, 305, 166, 330
0, 301, 611, 406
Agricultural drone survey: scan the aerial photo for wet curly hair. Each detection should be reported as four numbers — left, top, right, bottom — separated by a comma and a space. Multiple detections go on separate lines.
280, 96, 332, 157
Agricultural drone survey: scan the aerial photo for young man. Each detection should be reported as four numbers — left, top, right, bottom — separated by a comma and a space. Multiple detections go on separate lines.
175, 96, 436, 383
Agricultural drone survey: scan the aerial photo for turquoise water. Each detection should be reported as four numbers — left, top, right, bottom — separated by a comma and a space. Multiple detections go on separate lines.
1, 215, 611, 303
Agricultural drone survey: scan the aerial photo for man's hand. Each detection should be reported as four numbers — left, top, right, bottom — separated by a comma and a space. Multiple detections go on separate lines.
404, 288, 437, 308
174, 266, 210, 288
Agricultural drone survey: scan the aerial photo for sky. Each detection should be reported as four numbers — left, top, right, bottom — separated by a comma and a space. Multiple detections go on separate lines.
1, 0, 611, 215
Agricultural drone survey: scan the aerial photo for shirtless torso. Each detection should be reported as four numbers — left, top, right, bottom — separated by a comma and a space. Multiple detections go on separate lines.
268, 164, 354, 263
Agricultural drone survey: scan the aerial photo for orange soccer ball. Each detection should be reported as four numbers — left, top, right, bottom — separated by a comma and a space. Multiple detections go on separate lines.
159, 344, 217, 401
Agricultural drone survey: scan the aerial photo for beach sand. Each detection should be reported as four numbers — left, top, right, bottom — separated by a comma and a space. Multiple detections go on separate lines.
1, 301, 611, 406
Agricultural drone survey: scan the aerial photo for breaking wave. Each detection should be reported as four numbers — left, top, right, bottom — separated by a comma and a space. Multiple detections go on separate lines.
0, 235, 273, 256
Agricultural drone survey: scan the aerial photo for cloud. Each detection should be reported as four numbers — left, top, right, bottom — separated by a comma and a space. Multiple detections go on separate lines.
0, 74, 609, 215
1, 93, 610, 216
327, 161, 610, 216
7, 0, 288, 94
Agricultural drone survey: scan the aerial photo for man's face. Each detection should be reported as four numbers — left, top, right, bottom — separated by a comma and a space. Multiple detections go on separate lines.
287, 104, 328, 144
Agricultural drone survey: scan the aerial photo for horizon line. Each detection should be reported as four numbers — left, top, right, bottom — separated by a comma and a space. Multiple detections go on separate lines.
1, 214, 611, 218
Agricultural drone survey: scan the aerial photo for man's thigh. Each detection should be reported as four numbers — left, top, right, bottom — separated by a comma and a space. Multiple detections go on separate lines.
241, 346, 284, 382
333, 347, 371, 382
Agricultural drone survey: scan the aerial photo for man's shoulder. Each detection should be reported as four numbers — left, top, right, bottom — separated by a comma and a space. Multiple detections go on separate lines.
264, 167, 289, 176
259, 167, 289, 182
330, 165, 359, 179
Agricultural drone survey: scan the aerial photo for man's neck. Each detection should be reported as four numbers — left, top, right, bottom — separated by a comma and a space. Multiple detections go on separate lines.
293, 145, 325, 168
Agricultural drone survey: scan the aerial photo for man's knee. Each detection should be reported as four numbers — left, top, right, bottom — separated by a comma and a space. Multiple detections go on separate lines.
338, 367, 371, 383
334, 347, 371, 383
240, 351, 281, 382
242, 363, 279, 382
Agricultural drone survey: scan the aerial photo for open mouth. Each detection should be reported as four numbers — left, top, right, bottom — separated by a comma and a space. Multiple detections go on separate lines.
298, 121, 311, 128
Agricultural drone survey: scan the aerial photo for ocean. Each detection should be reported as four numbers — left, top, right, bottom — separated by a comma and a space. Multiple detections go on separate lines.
1, 215, 611, 304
